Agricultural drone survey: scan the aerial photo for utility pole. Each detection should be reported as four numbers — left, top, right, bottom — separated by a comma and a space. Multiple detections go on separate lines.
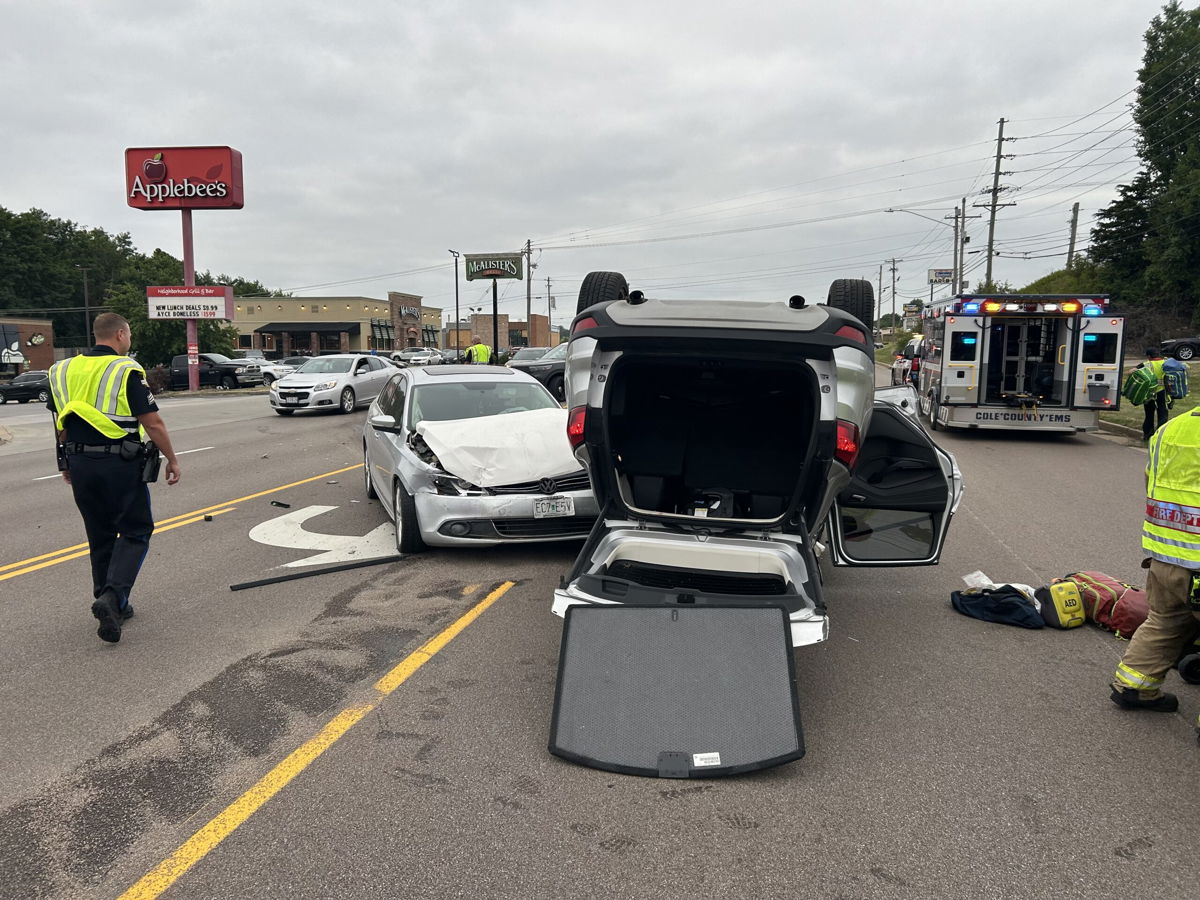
978, 118, 1016, 288
524, 238, 533, 347
888, 258, 902, 333
877, 264, 883, 331
951, 208, 959, 296
546, 276, 553, 339
75, 265, 91, 345
1067, 202, 1080, 269
448, 250, 461, 354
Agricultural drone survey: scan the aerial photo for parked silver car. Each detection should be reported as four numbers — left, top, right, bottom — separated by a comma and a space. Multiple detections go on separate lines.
269, 353, 393, 415
392, 346, 442, 367
363, 365, 599, 551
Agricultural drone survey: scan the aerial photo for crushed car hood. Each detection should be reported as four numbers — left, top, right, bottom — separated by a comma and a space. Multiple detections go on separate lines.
417, 408, 579, 487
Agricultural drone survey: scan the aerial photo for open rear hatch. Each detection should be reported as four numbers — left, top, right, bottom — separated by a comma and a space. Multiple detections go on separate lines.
590, 350, 830, 529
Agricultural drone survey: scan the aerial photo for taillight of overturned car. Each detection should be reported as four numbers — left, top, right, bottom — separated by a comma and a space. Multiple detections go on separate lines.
835, 419, 860, 469
567, 406, 587, 448
572, 316, 599, 335
834, 324, 868, 347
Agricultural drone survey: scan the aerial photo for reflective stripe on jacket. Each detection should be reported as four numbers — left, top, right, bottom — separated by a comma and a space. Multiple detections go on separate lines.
49, 354, 145, 439
1143, 409, 1200, 568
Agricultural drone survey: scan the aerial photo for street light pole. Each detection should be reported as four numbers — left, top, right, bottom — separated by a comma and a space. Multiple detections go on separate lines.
75, 265, 91, 346
448, 250, 460, 355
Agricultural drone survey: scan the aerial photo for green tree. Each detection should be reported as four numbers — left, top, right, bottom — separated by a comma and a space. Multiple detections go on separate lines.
1134, 1, 1200, 181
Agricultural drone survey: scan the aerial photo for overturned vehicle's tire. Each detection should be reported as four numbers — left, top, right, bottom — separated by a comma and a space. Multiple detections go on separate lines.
827, 278, 874, 330
577, 271, 629, 317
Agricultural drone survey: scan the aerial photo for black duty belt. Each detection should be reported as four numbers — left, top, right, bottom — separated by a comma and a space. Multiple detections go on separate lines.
65, 442, 124, 455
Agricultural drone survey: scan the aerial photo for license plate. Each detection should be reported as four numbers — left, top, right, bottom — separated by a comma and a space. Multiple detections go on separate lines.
282, 396, 299, 405
534, 496, 574, 518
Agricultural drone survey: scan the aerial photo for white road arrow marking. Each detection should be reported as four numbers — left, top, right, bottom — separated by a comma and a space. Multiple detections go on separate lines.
248, 504, 395, 568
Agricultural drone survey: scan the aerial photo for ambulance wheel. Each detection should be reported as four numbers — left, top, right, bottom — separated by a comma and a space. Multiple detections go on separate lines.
928, 394, 941, 431
577, 271, 628, 316
1178, 652, 1200, 684
826, 279, 874, 330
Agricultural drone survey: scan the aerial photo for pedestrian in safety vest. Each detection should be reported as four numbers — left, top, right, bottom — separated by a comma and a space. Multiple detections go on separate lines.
1140, 347, 1170, 441
47, 313, 181, 644
1110, 407, 1200, 742
465, 336, 492, 364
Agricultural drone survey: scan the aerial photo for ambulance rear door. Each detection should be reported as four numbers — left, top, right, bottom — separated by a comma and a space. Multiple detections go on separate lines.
1071, 311, 1124, 410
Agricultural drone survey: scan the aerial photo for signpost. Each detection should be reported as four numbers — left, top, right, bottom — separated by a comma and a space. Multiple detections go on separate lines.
464, 253, 524, 360
927, 268, 954, 284
124, 146, 244, 390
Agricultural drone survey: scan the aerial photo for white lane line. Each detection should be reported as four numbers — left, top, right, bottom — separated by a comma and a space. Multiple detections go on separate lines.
32, 446, 214, 480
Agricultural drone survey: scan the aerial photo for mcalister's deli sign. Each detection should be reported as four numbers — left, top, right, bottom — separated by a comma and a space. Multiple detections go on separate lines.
464, 253, 523, 281
124, 146, 244, 210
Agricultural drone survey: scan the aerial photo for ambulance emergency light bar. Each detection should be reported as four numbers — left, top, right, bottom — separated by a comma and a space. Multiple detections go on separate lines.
953, 298, 1106, 316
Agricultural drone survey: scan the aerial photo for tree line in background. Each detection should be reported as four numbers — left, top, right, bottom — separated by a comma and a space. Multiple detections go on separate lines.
1016, 1, 1200, 349
0, 205, 286, 367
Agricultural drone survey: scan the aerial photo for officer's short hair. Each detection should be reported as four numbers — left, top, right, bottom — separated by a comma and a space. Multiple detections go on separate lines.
93, 312, 129, 341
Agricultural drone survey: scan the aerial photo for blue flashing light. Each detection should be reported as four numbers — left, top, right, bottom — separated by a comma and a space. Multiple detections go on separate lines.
1083, 304, 1102, 316
962, 336, 977, 345
1083, 334, 1098, 342
962, 302, 981, 314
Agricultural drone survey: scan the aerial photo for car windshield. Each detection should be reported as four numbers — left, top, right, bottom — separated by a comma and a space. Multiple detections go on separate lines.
409, 381, 559, 429
511, 348, 548, 360
540, 343, 568, 361
296, 357, 353, 374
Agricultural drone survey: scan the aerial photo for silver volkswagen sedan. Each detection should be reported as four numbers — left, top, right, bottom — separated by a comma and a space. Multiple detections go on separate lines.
363, 365, 598, 552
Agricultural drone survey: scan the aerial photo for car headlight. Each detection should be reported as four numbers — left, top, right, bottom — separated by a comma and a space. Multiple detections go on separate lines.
314, 380, 338, 391
433, 475, 485, 496
234, 367, 246, 374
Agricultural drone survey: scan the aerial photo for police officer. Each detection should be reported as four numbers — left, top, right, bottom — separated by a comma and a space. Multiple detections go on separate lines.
47, 313, 181, 644
1110, 407, 1200, 741
465, 335, 492, 364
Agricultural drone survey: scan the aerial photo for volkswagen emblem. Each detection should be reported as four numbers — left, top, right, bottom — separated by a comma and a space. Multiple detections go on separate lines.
539, 478, 557, 494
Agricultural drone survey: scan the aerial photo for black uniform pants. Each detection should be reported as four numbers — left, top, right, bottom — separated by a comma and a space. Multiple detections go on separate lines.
1143, 391, 1169, 439
67, 452, 154, 606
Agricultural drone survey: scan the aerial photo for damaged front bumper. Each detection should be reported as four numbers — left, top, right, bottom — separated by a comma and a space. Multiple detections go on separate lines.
414, 489, 599, 546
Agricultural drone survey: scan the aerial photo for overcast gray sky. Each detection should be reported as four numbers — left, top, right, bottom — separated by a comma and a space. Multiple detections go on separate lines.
0, 0, 1171, 324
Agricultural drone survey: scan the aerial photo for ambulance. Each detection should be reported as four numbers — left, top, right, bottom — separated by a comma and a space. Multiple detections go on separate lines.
915, 294, 1125, 432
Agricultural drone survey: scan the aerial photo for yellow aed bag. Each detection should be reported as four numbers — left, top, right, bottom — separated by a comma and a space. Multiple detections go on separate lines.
1035, 582, 1086, 629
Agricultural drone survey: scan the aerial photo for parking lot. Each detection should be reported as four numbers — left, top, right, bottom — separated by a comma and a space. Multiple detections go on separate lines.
1, 388, 1197, 899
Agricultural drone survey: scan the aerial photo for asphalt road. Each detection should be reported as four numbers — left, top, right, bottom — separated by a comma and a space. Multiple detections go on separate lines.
0, 385, 1196, 900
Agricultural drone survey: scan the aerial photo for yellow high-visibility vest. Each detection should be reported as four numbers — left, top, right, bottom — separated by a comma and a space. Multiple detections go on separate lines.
48, 354, 145, 440
468, 343, 492, 364
1143, 409, 1200, 568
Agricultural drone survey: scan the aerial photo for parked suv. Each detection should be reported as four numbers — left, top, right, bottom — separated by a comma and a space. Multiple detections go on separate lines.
552, 272, 963, 647
0, 370, 50, 404
507, 341, 567, 400
168, 353, 264, 390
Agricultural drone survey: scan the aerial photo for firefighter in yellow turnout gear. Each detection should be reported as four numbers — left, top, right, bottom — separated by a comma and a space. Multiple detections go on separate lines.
1110, 408, 1200, 740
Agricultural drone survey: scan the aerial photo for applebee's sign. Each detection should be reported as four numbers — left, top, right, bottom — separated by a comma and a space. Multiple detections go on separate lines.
124, 146, 244, 210
146, 285, 234, 319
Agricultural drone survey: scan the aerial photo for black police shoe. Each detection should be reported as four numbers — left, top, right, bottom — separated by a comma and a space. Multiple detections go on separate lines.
119, 603, 134, 621
1110, 686, 1178, 712
91, 593, 122, 644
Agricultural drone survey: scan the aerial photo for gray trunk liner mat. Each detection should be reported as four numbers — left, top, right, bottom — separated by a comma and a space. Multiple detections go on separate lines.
549, 605, 804, 777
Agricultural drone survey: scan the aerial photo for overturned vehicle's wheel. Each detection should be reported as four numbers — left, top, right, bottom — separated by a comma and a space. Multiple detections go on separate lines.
577, 271, 628, 317
826, 278, 874, 330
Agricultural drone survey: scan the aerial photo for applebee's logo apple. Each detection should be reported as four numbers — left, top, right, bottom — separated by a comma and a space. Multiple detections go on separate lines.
143, 153, 167, 183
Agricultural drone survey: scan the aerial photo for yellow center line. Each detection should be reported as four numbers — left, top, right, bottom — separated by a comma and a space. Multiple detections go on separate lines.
0, 464, 363, 578
119, 581, 515, 900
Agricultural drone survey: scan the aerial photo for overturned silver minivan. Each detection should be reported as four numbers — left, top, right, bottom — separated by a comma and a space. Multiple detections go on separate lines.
552, 272, 964, 647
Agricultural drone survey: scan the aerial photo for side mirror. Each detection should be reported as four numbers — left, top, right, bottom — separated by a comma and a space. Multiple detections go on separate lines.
368, 413, 400, 433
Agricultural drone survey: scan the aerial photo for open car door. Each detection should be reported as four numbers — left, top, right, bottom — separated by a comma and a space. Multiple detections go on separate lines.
828, 397, 963, 566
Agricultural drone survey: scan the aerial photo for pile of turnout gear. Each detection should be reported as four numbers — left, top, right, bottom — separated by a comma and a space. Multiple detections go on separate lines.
951, 570, 1200, 684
